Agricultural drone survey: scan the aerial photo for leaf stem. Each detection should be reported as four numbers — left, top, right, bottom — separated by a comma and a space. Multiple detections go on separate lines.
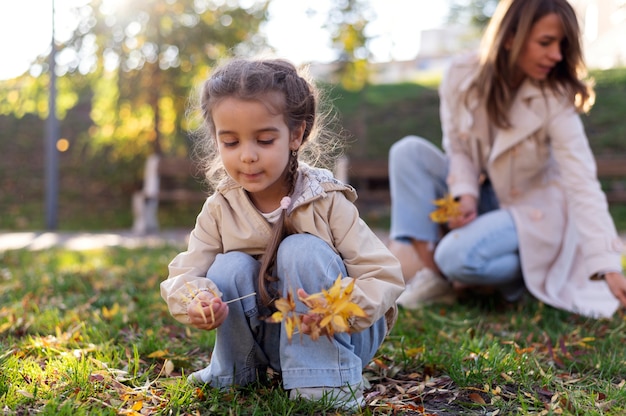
225, 292, 256, 304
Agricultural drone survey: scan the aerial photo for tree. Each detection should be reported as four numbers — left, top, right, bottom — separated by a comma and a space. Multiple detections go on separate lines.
53, 0, 269, 160
447, 0, 499, 29
326, 0, 373, 91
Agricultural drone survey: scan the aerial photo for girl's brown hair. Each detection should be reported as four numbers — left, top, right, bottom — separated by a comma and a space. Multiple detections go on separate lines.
191, 57, 341, 306
469, 0, 594, 128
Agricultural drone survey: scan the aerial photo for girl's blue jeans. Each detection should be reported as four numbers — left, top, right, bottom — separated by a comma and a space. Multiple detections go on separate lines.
193, 233, 387, 390
389, 135, 524, 290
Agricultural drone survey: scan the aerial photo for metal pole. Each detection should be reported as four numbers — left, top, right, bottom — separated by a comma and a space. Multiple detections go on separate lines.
45, 0, 59, 229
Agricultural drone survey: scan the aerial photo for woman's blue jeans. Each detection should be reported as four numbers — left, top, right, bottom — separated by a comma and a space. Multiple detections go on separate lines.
388, 135, 524, 290
193, 233, 387, 390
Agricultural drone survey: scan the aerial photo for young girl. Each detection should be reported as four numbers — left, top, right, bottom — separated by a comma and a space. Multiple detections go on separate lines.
388, 0, 626, 317
160, 58, 404, 410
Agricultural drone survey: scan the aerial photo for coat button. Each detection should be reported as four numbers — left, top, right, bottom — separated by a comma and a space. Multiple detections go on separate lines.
612, 238, 624, 252
530, 209, 544, 221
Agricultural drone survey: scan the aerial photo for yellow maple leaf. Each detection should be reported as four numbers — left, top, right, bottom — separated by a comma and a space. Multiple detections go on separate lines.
429, 193, 461, 223
267, 275, 368, 342
300, 275, 367, 339
265, 289, 301, 342
102, 303, 120, 320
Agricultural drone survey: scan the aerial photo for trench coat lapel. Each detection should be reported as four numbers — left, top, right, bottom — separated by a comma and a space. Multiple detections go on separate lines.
489, 80, 544, 162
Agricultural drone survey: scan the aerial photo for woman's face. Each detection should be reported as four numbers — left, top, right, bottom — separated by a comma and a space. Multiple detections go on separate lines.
513, 12, 564, 85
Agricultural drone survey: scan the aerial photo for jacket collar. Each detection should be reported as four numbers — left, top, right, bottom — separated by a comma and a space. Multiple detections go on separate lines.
216, 162, 357, 214
489, 79, 545, 162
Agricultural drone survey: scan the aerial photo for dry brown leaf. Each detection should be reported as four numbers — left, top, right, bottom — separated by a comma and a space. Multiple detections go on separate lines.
468, 392, 486, 404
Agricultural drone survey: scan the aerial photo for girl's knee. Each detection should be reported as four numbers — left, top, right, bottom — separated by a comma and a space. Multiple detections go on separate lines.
434, 232, 471, 279
276, 234, 332, 266
276, 234, 345, 290
208, 251, 258, 287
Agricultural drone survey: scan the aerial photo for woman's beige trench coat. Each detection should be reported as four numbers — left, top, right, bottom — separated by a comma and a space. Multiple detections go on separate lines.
440, 53, 624, 318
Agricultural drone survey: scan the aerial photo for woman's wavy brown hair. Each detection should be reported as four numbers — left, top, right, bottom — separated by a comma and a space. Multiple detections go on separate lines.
468, 0, 594, 128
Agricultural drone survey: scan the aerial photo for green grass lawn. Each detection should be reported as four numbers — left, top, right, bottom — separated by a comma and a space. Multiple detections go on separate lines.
1, 246, 626, 415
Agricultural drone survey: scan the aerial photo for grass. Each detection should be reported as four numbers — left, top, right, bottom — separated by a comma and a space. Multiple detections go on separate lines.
2, 245, 626, 415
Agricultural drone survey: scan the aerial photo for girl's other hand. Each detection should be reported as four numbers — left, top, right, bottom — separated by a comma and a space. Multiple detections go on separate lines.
448, 194, 478, 229
296, 288, 327, 337
188, 291, 228, 330
605, 272, 626, 308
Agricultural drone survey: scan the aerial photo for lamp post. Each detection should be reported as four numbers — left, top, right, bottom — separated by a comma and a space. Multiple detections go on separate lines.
45, 0, 59, 229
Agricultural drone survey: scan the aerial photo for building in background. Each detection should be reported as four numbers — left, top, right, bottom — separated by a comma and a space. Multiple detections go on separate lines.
571, 0, 626, 69
311, 0, 625, 84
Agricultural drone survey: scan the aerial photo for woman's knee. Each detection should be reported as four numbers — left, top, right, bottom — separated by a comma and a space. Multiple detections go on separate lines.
389, 135, 445, 178
434, 232, 474, 279
389, 135, 429, 164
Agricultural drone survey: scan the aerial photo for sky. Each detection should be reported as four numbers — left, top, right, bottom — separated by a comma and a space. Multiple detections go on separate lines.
0, 0, 449, 81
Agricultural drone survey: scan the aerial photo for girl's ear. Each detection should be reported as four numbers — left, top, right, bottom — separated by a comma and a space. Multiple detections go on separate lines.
289, 121, 305, 151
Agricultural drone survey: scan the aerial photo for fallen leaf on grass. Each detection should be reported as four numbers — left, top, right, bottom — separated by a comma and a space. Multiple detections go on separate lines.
147, 350, 168, 358
468, 392, 486, 404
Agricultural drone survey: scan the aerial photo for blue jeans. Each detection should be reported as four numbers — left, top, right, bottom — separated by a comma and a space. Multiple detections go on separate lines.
389, 135, 523, 289
196, 233, 387, 390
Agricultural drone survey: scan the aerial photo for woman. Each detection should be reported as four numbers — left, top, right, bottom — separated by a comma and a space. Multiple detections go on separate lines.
388, 0, 626, 317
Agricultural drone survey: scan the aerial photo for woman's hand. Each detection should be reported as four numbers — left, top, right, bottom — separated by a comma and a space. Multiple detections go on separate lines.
187, 291, 228, 330
605, 272, 626, 308
448, 194, 478, 229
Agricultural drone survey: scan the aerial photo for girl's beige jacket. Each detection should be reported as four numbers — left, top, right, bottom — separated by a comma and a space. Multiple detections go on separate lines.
160, 163, 404, 332
441, 53, 624, 318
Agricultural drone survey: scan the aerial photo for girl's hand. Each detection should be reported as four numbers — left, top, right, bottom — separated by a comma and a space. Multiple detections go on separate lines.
605, 272, 626, 308
448, 194, 477, 229
296, 288, 328, 337
187, 291, 228, 330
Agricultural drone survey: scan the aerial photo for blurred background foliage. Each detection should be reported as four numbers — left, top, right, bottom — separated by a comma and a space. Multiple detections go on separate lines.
1, 0, 625, 231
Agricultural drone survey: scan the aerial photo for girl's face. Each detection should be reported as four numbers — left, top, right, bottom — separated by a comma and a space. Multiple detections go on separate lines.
512, 12, 564, 86
213, 96, 303, 212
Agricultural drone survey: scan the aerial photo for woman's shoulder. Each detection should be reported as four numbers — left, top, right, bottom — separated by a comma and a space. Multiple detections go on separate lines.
446, 52, 479, 75
441, 52, 480, 93
521, 79, 576, 115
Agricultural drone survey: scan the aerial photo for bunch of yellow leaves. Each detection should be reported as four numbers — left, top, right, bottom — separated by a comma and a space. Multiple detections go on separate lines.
429, 193, 461, 223
266, 274, 368, 342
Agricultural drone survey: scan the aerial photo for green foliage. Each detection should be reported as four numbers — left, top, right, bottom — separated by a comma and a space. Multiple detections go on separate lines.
447, 0, 500, 28
326, 0, 373, 91
78, 0, 270, 160
0, 0, 270, 163
328, 80, 443, 159
1, 67, 626, 231
586, 68, 626, 153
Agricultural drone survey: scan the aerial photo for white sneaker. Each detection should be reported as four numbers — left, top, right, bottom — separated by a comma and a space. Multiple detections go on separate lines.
289, 383, 365, 411
187, 365, 211, 386
396, 268, 456, 309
